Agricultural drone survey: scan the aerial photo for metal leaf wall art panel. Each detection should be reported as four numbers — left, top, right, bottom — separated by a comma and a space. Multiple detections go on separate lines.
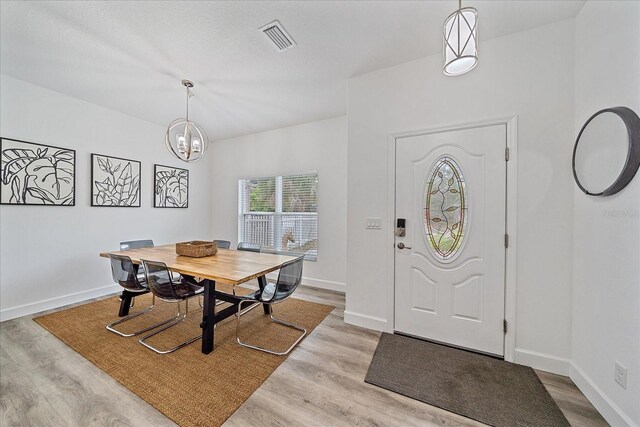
154, 164, 188, 208
91, 154, 141, 207
0, 138, 76, 206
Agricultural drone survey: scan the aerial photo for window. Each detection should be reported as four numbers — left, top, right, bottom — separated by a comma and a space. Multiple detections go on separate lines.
424, 156, 467, 261
239, 173, 318, 260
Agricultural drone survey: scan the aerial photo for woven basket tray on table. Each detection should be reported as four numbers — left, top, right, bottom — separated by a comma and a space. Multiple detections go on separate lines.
175, 241, 217, 257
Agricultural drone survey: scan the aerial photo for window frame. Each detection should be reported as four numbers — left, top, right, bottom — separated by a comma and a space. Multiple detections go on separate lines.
238, 171, 318, 261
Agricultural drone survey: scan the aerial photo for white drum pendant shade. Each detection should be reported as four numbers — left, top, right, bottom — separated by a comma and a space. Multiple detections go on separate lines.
443, 3, 478, 76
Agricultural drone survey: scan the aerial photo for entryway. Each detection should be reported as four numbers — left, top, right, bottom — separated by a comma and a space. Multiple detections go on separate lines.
394, 124, 507, 356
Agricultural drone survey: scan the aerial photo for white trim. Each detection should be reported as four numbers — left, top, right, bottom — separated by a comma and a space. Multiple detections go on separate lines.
0, 283, 121, 322
386, 115, 519, 362
265, 272, 346, 293
571, 362, 638, 427
344, 310, 391, 332
300, 277, 346, 293
504, 116, 518, 362
513, 348, 571, 376
386, 134, 397, 337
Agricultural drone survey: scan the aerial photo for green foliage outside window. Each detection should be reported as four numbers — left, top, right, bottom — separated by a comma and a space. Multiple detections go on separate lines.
283, 174, 318, 212
248, 178, 275, 212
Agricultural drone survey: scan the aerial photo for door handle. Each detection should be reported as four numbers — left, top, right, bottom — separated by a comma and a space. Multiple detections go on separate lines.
396, 242, 412, 250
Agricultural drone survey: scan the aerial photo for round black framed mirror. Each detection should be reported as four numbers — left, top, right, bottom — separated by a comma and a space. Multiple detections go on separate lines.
572, 106, 640, 196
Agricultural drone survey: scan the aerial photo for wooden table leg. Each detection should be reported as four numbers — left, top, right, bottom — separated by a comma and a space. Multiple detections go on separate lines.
257, 276, 273, 315
201, 279, 216, 354
118, 263, 144, 317
118, 291, 134, 317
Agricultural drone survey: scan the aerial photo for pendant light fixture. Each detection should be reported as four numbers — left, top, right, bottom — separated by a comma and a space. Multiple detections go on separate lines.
165, 80, 208, 163
443, 0, 478, 76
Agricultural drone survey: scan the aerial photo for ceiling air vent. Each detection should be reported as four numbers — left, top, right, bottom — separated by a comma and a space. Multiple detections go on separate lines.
259, 20, 296, 52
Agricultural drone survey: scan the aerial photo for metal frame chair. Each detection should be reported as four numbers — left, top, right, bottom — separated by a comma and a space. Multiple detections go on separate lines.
235, 242, 263, 307
234, 256, 306, 355
138, 259, 204, 354
205, 241, 255, 308
121, 239, 182, 281
106, 254, 175, 337
237, 242, 261, 252
213, 242, 261, 310
120, 239, 154, 251
199, 241, 229, 307
214, 240, 231, 249
119, 239, 155, 308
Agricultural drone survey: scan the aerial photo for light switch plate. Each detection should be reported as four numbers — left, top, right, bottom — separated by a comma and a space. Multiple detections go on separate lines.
366, 217, 382, 230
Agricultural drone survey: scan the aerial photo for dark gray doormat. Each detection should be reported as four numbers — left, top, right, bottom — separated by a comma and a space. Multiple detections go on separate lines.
365, 333, 569, 427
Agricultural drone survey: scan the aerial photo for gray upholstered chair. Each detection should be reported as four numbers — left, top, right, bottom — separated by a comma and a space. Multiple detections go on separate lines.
231, 256, 306, 355
138, 259, 203, 354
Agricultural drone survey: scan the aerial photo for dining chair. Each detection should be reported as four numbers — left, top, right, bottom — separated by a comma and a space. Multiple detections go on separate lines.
118, 239, 154, 307
120, 239, 154, 251
214, 240, 231, 249
211, 242, 260, 306
237, 242, 261, 252
138, 259, 204, 354
194, 240, 229, 307
121, 238, 185, 281
231, 256, 306, 355
106, 254, 175, 337
235, 243, 262, 308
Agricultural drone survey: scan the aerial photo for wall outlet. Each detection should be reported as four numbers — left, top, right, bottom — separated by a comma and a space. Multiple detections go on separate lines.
614, 362, 627, 389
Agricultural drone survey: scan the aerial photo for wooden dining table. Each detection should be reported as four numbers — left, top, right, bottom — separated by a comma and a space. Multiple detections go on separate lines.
99, 244, 297, 354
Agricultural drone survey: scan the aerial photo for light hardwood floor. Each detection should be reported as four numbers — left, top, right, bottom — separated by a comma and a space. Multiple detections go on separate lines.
0, 286, 607, 427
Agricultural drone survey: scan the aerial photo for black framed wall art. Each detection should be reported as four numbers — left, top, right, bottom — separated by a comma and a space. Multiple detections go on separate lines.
154, 164, 189, 208
91, 154, 141, 207
0, 137, 76, 206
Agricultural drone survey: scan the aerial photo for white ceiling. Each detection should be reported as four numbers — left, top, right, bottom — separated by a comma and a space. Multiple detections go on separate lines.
1, 1, 585, 141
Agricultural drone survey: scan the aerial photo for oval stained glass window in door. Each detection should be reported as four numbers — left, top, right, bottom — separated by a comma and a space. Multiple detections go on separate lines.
424, 156, 468, 260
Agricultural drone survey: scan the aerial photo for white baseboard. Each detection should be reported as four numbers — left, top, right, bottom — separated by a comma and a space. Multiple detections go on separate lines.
0, 283, 121, 322
343, 310, 390, 332
513, 347, 571, 376
265, 272, 346, 293
300, 277, 345, 293
570, 362, 637, 427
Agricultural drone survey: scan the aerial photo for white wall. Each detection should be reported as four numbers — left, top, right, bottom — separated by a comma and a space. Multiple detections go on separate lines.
346, 20, 576, 371
209, 116, 347, 291
571, 2, 640, 426
0, 75, 212, 321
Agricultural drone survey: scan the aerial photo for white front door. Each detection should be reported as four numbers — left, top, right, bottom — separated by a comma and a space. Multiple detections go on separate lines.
394, 125, 506, 356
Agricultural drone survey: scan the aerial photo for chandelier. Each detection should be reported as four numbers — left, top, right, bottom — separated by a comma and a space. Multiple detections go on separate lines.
443, 0, 478, 76
165, 80, 208, 162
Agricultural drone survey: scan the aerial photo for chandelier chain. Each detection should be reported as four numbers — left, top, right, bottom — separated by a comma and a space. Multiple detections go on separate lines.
185, 85, 190, 122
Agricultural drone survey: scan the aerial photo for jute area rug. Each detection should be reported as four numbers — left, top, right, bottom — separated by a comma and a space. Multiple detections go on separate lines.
34, 287, 333, 427
365, 333, 569, 427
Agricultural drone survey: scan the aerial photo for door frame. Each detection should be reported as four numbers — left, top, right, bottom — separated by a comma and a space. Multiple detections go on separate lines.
386, 115, 518, 362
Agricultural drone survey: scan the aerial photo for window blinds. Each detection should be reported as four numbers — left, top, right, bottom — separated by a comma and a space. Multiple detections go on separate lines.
238, 173, 318, 260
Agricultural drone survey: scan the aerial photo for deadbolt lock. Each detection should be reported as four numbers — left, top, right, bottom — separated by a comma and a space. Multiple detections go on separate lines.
396, 218, 406, 237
